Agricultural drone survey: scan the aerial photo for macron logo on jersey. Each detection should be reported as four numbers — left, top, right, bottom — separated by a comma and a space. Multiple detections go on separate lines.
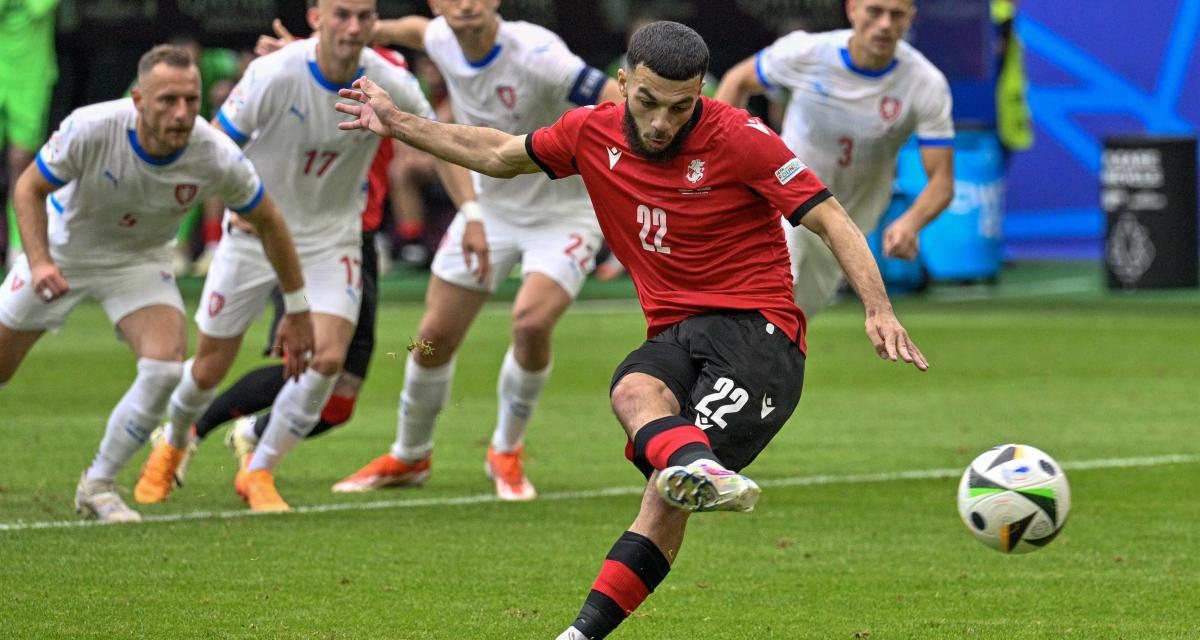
607, 146, 622, 170
745, 118, 773, 136
761, 395, 776, 420
775, 157, 807, 185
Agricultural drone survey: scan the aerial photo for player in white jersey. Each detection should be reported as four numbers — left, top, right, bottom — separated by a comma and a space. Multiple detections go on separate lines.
145, 0, 476, 512
330, 0, 622, 501
0, 46, 312, 523
716, 0, 955, 317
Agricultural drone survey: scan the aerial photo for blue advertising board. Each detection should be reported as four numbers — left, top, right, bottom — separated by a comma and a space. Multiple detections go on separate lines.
1007, 0, 1200, 258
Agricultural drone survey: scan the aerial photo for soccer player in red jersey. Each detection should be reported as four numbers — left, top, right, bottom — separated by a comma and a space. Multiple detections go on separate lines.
335, 20, 928, 640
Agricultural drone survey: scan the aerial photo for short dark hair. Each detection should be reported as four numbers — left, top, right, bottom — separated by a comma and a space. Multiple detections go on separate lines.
626, 20, 709, 81
137, 44, 195, 82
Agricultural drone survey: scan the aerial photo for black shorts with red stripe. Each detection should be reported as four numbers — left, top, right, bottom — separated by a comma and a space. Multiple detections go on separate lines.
611, 310, 805, 476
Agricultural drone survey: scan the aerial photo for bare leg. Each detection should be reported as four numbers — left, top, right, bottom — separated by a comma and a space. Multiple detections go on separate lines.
0, 323, 45, 385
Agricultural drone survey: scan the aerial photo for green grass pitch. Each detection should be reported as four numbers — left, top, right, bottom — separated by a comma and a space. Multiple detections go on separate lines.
1, 263, 1198, 639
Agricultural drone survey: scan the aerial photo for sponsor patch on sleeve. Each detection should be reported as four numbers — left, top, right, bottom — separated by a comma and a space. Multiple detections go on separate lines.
775, 157, 806, 185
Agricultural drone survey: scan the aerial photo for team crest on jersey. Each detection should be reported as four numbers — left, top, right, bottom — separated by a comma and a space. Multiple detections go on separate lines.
10, 274, 25, 292
879, 96, 903, 123
685, 159, 706, 184
208, 292, 225, 317
496, 86, 517, 110
175, 184, 198, 206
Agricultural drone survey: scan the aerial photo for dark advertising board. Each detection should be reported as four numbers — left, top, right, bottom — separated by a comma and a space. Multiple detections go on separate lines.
1102, 137, 1199, 289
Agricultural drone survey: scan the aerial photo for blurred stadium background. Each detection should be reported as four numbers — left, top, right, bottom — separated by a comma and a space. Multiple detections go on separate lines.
1, 1, 1198, 638
33, 0, 1200, 268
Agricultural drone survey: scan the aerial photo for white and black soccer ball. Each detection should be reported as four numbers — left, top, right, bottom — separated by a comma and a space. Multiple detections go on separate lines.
957, 444, 1070, 554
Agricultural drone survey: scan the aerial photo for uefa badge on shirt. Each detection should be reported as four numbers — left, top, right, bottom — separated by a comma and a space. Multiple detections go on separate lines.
46, 130, 63, 161
685, 159, 706, 185
224, 86, 247, 120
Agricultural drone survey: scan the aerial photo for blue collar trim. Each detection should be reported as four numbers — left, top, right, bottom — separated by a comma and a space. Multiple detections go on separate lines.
308, 60, 366, 92
839, 48, 898, 78
127, 129, 185, 166
465, 44, 502, 69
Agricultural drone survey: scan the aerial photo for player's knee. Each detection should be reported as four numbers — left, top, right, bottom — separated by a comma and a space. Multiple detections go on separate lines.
189, 358, 225, 390
309, 354, 343, 377
319, 393, 358, 426
511, 309, 555, 348
137, 358, 185, 394
610, 373, 677, 424
610, 375, 646, 412
411, 329, 461, 367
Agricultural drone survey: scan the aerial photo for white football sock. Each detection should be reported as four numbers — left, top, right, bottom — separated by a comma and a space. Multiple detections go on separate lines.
87, 359, 183, 482
165, 358, 216, 447
390, 353, 455, 462
248, 369, 337, 472
492, 346, 551, 453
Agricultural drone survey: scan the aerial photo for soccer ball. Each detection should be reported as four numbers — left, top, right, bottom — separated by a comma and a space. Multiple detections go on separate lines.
957, 444, 1071, 553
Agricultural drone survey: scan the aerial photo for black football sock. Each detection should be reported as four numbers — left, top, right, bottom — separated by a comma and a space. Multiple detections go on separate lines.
571, 531, 672, 639
193, 365, 286, 440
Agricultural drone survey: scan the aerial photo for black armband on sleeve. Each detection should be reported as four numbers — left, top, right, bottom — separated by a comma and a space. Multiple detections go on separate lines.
786, 188, 833, 226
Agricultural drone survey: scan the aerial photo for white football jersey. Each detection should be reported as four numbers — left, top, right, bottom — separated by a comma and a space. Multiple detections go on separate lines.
34, 98, 262, 269
218, 38, 433, 251
757, 29, 954, 229
424, 16, 604, 225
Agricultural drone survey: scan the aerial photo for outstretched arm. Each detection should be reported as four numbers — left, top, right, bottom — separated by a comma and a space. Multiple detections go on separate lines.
336, 77, 541, 179
801, 197, 929, 371
254, 18, 298, 57
714, 55, 766, 109
371, 16, 429, 50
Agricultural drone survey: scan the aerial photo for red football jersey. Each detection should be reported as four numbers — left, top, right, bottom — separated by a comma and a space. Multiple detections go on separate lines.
361, 47, 408, 233
527, 97, 831, 352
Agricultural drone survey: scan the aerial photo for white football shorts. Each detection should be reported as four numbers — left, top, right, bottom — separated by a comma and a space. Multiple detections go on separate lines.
0, 253, 184, 332
431, 206, 603, 297
195, 233, 362, 338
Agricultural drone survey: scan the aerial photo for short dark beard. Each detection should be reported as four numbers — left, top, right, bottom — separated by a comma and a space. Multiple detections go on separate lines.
622, 100, 699, 163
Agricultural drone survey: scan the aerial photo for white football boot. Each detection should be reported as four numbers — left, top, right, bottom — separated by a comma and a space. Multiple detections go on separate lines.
224, 416, 259, 466
75, 473, 142, 523
655, 459, 761, 513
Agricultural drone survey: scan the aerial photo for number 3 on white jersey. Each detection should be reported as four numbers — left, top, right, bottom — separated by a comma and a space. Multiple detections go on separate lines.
637, 204, 670, 254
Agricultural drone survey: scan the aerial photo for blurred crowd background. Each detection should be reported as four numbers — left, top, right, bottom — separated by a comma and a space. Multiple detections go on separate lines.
3, 0, 1198, 286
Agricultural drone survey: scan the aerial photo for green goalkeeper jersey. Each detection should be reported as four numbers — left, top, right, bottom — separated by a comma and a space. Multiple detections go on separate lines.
0, 0, 59, 81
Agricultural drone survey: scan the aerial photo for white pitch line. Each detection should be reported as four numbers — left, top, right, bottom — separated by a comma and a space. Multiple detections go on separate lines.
1, 453, 1195, 533
929, 276, 1097, 303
